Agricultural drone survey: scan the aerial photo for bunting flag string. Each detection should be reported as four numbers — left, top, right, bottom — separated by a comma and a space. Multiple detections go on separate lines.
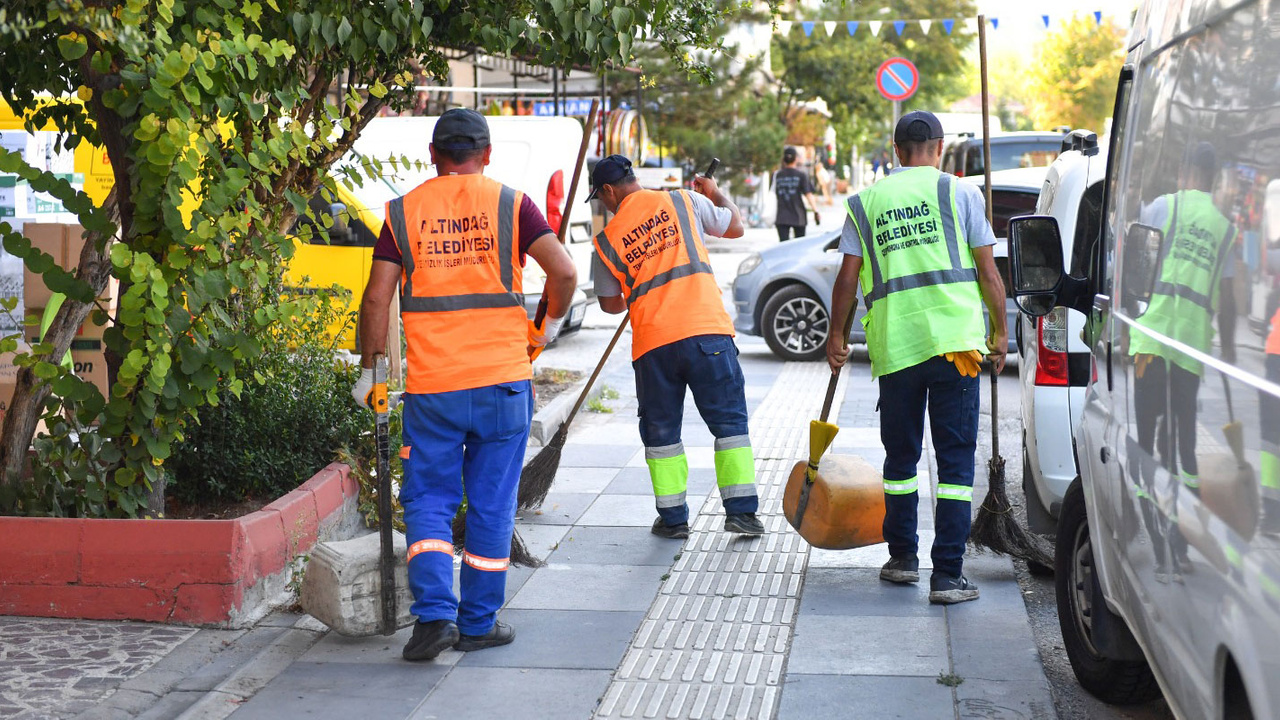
771, 10, 1110, 37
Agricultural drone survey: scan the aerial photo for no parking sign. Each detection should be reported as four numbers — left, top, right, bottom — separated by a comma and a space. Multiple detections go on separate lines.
876, 57, 919, 102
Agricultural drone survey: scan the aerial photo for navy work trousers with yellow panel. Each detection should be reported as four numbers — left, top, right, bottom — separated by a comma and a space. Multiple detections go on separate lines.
399, 380, 532, 636
634, 334, 759, 527
878, 356, 979, 578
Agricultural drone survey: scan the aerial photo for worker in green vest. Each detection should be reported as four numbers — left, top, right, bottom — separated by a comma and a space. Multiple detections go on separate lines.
1131, 142, 1234, 494
827, 111, 1008, 605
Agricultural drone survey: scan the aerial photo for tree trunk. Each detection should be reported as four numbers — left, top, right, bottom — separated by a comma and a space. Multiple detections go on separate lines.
0, 190, 117, 489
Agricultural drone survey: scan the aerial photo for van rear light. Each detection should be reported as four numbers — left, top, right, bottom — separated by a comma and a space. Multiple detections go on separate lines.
546, 170, 565, 234
1035, 307, 1069, 386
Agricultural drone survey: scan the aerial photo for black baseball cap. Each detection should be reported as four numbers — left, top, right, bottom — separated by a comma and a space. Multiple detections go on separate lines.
432, 108, 490, 150
586, 154, 634, 202
894, 110, 945, 144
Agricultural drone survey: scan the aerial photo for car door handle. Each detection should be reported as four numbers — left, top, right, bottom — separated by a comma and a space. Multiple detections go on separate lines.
1093, 294, 1111, 312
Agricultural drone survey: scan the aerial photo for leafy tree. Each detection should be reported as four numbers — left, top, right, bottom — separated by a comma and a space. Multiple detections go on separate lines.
625, 3, 787, 195
0, 0, 777, 517
772, 0, 978, 157
1025, 15, 1125, 132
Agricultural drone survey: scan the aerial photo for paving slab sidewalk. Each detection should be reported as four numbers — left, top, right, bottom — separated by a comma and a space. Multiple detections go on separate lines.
1, 334, 1054, 720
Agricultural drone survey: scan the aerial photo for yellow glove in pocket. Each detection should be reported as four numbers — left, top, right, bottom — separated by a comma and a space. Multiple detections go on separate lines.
1134, 353, 1154, 379
943, 350, 984, 378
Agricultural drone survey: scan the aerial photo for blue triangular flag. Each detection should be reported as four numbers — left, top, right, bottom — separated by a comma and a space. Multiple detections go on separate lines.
942, 19, 954, 34
1042, 15, 1050, 28
893, 20, 906, 36
1094, 10, 1103, 25
847, 21, 859, 36
802, 21, 815, 36
990, 17, 999, 30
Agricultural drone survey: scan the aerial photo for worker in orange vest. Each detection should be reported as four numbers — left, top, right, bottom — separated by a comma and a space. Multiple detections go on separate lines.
590, 155, 763, 539
353, 109, 577, 661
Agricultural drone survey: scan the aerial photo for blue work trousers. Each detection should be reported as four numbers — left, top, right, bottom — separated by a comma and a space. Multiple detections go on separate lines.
878, 356, 979, 578
399, 380, 532, 636
634, 334, 758, 525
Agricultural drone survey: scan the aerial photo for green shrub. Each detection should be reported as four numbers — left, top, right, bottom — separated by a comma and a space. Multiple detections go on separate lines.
168, 288, 364, 506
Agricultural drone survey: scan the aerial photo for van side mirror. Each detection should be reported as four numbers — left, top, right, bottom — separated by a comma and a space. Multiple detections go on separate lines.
328, 202, 352, 245
1120, 223, 1164, 313
1008, 216, 1067, 317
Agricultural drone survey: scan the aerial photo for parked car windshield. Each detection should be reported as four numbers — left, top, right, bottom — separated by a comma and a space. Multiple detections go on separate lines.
966, 140, 1061, 177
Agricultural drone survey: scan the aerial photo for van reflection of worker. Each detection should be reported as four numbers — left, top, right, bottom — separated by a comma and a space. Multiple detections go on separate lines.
1259, 181, 1280, 531
1130, 142, 1236, 578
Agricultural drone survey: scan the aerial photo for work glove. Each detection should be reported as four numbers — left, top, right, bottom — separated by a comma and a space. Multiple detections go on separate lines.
1134, 353, 1155, 379
527, 314, 565, 362
813, 210, 821, 225
943, 350, 985, 378
351, 357, 402, 411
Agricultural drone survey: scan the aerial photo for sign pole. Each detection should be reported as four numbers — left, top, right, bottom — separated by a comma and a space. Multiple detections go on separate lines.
892, 100, 900, 130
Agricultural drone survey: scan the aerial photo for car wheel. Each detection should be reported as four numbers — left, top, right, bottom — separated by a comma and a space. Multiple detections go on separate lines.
1055, 481, 1161, 704
761, 285, 830, 362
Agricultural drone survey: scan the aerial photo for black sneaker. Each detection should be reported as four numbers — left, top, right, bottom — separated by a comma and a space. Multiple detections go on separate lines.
454, 621, 516, 652
402, 619, 460, 661
724, 513, 765, 535
929, 574, 980, 604
651, 517, 690, 539
879, 556, 920, 583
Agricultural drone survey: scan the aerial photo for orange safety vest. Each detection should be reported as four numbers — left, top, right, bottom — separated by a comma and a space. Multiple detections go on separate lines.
386, 174, 530, 394
1268, 307, 1280, 355
594, 189, 734, 359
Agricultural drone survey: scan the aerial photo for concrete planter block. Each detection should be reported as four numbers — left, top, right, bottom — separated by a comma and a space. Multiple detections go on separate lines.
300, 531, 416, 637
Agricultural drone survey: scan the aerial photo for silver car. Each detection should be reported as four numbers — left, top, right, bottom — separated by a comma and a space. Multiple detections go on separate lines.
732, 169, 1042, 362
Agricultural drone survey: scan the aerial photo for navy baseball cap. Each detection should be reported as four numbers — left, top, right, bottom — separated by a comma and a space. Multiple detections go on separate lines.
894, 110, 945, 144
433, 108, 490, 150
586, 155, 634, 202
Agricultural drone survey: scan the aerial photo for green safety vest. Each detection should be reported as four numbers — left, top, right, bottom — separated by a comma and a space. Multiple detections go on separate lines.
1129, 190, 1233, 375
846, 166, 987, 378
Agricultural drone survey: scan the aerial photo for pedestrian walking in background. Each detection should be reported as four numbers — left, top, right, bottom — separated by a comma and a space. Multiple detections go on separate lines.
826, 111, 1008, 605
353, 108, 577, 660
589, 154, 765, 540
773, 146, 821, 241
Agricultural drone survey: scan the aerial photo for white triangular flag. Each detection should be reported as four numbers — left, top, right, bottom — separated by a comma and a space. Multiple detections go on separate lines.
777, 20, 793, 35
920, 19, 933, 34
824, 21, 837, 36
869, 20, 882, 36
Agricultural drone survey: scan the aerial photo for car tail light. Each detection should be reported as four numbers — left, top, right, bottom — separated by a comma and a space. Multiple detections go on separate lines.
546, 170, 565, 234
1034, 307, 1069, 387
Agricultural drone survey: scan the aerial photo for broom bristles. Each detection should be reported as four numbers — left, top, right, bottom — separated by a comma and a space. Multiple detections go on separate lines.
516, 424, 568, 510
451, 514, 545, 568
969, 457, 1055, 568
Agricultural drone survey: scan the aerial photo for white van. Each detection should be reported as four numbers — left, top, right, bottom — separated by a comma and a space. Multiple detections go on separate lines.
1007, 1, 1280, 716
350, 115, 593, 331
1019, 137, 1108, 534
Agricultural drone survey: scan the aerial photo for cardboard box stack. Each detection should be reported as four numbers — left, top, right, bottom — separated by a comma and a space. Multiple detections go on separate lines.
4, 223, 118, 421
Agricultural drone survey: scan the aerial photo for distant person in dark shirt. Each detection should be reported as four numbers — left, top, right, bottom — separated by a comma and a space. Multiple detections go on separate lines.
773, 147, 820, 241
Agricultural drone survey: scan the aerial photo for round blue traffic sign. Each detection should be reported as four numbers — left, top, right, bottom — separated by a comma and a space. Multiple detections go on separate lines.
876, 57, 919, 102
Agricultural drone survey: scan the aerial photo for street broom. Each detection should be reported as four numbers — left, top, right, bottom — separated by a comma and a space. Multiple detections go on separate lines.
967, 15, 1054, 570
969, 364, 1054, 567
518, 313, 630, 510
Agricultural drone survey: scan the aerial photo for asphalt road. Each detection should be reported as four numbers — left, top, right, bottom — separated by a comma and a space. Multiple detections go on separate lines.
537, 215, 1178, 720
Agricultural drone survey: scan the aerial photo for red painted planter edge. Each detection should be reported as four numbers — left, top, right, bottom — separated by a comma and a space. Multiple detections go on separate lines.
0, 462, 355, 625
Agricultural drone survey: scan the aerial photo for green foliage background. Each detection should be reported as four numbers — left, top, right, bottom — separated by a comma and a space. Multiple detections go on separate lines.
772, 0, 978, 157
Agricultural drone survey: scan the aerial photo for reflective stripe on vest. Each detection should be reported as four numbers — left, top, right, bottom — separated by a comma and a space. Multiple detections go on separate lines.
595, 190, 715, 305
388, 185, 522, 313
847, 173, 978, 308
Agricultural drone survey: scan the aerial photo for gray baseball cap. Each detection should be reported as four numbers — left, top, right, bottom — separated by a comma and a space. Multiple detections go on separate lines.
433, 108, 491, 150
